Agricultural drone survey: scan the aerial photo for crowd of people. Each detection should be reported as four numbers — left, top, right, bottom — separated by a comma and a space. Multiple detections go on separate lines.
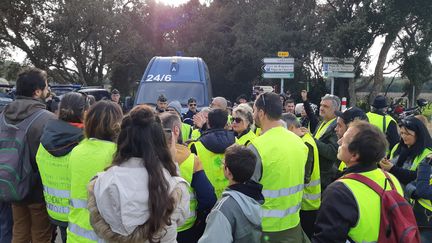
0, 67, 431, 243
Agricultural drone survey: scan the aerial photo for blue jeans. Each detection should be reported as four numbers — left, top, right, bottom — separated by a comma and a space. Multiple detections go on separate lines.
0, 202, 13, 243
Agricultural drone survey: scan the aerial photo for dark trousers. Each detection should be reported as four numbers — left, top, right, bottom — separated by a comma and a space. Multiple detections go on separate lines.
50, 218, 67, 243
300, 210, 317, 240
0, 202, 13, 243
11, 203, 52, 243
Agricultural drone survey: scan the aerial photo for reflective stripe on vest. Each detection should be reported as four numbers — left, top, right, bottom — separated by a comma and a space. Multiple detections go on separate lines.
68, 223, 103, 242
339, 169, 404, 242
301, 133, 321, 211
178, 153, 197, 232
236, 130, 257, 146
70, 199, 88, 209
314, 118, 336, 139
36, 143, 73, 222
193, 141, 228, 198
68, 139, 116, 243
251, 126, 308, 232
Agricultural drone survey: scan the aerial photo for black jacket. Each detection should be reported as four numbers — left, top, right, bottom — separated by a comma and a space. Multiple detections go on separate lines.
312, 163, 378, 243
191, 129, 236, 154
314, 119, 339, 190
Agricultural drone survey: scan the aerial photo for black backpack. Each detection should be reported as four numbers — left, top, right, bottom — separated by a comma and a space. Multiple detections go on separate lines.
0, 109, 47, 202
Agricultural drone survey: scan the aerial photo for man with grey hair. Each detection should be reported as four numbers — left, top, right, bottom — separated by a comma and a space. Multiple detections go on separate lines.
302, 93, 340, 191
210, 97, 228, 111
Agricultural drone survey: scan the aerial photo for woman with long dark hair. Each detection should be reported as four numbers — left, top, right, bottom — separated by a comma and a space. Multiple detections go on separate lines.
88, 105, 189, 243
36, 92, 90, 242
380, 116, 432, 240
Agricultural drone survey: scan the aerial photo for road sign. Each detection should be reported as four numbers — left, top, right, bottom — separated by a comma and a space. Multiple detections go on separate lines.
323, 57, 355, 64
324, 71, 355, 78
262, 64, 294, 73
262, 58, 295, 64
262, 73, 294, 79
323, 63, 354, 72
278, 51, 289, 57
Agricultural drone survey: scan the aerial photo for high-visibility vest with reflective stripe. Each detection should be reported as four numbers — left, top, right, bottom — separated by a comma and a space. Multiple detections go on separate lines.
301, 133, 321, 211
191, 129, 201, 140
36, 144, 73, 222
181, 123, 192, 143
339, 169, 404, 243
192, 141, 228, 198
251, 126, 308, 232
177, 153, 198, 232
314, 118, 336, 139
366, 112, 396, 133
408, 148, 432, 212
67, 139, 116, 243
236, 130, 257, 146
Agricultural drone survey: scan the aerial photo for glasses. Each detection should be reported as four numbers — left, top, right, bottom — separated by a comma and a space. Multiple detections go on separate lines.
232, 117, 243, 123
189, 103, 197, 107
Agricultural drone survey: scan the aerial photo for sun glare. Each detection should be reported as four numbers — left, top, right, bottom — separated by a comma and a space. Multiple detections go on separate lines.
157, 0, 190, 6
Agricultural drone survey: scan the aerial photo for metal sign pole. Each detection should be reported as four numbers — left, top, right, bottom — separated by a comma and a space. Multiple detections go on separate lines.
280, 78, 284, 94
330, 77, 335, 95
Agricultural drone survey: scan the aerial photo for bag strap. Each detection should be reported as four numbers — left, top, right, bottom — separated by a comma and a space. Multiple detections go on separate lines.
383, 115, 387, 134
342, 170, 396, 196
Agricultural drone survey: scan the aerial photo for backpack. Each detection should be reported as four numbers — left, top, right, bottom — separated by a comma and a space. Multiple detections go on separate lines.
0, 109, 47, 202
343, 171, 420, 243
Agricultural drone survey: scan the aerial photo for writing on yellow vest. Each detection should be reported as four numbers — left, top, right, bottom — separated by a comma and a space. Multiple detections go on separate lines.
36, 144, 73, 222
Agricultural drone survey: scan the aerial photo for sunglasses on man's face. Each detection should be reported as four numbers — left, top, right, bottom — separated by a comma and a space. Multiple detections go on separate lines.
232, 117, 243, 123
189, 103, 197, 107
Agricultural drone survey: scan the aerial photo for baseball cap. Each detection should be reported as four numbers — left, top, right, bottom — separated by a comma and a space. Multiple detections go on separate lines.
335, 107, 368, 124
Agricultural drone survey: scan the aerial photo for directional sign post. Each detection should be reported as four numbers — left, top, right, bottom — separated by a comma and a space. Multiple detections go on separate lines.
322, 57, 355, 95
262, 53, 294, 94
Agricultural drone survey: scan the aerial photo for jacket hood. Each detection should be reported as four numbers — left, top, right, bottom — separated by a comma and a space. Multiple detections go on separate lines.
40, 119, 84, 157
3, 96, 46, 123
199, 129, 236, 153
223, 182, 263, 227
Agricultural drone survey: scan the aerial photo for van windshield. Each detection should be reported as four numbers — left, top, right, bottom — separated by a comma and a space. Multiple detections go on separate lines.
136, 82, 206, 106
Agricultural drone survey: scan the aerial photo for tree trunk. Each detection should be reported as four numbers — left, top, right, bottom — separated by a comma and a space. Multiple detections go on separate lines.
369, 33, 397, 105
348, 78, 356, 106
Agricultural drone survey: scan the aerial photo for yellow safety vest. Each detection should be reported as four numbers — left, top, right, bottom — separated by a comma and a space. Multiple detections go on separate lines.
366, 112, 396, 134
301, 133, 321, 211
314, 118, 336, 139
236, 129, 257, 146
36, 144, 74, 222
181, 123, 192, 143
191, 129, 201, 140
338, 161, 347, 171
251, 126, 308, 232
339, 169, 404, 243
389, 143, 399, 160
67, 139, 116, 243
255, 127, 262, 136
177, 153, 198, 232
192, 141, 228, 198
